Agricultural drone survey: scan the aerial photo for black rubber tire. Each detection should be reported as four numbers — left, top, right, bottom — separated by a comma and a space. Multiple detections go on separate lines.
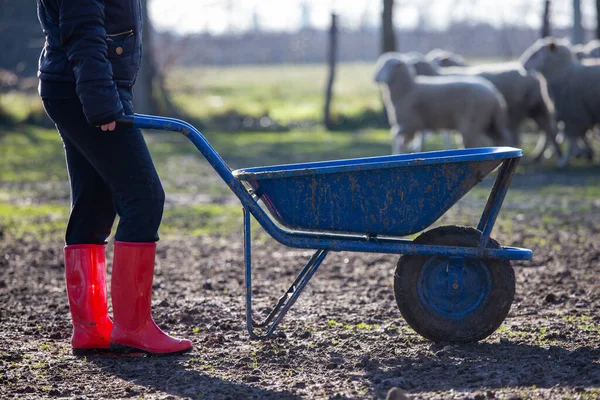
394, 226, 515, 343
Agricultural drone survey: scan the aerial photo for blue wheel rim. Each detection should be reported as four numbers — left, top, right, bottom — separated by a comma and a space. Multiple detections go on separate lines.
417, 256, 492, 319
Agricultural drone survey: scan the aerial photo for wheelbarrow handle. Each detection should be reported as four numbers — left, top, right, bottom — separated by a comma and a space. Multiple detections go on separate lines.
116, 113, 193, 136
117, 114, 135, 128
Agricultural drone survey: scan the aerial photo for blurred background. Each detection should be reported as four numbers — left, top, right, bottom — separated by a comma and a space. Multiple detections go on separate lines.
1, 0, 599, 131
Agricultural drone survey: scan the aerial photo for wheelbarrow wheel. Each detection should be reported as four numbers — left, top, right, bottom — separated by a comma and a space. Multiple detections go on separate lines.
394, 225, 515, 343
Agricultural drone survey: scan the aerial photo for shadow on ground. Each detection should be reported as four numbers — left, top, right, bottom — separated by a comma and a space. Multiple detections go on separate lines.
368, 341, 600, 398
89, 353, 300, 400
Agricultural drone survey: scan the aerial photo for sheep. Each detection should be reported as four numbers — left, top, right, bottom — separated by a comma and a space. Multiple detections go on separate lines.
585, 40, 600, 58
374, 53, 514, 154
572, 43, 587, 60
411, 56, 562, 162
403, 54, 454, 152
425, 48, 468, 68
400, 54, 455, 151
521, 37, 600, 167
573, 39, 600, 60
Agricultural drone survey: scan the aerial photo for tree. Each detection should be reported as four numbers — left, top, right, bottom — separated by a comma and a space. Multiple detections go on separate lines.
541, 0, 552, 38
572, 0, 584, 44
133, 0, 179, 116
596, 0, 600, 39
0, 0, 43, 76
382, 0, 396, 54
323, 13, 338, 130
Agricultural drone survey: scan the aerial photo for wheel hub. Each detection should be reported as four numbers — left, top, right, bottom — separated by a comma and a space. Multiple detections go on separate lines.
417, 256, 491, 319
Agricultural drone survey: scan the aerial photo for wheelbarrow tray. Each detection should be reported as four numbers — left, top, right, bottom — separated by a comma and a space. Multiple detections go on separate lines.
233, 147, 522, 237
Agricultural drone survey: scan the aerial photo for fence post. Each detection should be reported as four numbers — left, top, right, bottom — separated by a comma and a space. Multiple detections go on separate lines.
323, 13, 338, 131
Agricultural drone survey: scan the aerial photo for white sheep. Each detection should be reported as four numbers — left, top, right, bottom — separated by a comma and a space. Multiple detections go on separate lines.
410, 54, 562, 162
374, 53, 514, 154
425, 49, 468, 68
401, 54, 455, 151
572, 43, 587, 60
521, 37, 600, 167
573, 39, 600, 60
375, 54, 447, 152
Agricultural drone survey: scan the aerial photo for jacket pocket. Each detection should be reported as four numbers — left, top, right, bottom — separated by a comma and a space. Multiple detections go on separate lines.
106, 30, 141, 86
106, 30, 135, 58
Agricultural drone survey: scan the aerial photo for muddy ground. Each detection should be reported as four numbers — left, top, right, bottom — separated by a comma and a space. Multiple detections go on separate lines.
1, 167, 600, 400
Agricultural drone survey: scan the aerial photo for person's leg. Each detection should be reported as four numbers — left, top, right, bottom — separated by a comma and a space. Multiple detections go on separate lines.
44, 99, 117, 354
61, 133, 117, 245
45, 96, 190, 355
63, 243, 113, 354
107, 98, 191, 355
45, 97, 164, 243
110, 241, 192, 355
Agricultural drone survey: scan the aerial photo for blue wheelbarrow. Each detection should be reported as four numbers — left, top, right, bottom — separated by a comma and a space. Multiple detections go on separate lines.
119, 114, 532, 344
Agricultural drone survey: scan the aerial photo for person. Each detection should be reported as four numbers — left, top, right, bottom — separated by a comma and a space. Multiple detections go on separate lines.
36, 0, 192, 356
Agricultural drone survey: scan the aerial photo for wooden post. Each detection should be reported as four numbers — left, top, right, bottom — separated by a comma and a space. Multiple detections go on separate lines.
382, 0, 396, 53
323, 13, 338, 130
541, 0, 551, 38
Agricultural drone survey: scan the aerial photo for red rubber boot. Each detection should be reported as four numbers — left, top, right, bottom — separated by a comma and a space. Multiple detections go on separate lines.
109, 241, 192, 355
64, 244, 113, 355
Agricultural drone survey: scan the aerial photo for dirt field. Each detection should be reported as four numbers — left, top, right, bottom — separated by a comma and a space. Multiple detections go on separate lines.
1, 161, 599, 400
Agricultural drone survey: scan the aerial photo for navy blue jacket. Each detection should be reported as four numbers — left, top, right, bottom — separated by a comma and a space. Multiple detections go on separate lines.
37, 0, 143, 126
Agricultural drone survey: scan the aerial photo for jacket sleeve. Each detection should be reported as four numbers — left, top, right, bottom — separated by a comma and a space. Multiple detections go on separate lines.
59, 0, 123, 126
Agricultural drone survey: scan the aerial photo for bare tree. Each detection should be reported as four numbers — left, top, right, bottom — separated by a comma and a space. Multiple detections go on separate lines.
573, 0, 584, 44
542, 0, 552, 38
324, 13, 338, 130
596, 0, 600, 39
382, 0, 396, 53
134, 0, 179, 116
0, 0, 42, 76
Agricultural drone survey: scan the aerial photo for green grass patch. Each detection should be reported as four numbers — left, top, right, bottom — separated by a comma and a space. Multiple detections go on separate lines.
203, 128, 391, 167
0, 92, 44, 123
166, 63, 381, 124
161, 203, 241, 237
0, 202, 67, 238
2, 61, 600, 242
3, 123, 599, 240
0, 126, 67, 182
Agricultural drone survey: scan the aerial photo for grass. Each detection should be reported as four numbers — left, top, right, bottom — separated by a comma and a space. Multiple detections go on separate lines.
0, 202, 67, 238
166, 63, 381, 124
1, 63, 600, 241
161, 204, 241, 237
1, 122, 599, 241
0, 126, 67, 182
0, 92, 45, 125
0, 120, 394, 239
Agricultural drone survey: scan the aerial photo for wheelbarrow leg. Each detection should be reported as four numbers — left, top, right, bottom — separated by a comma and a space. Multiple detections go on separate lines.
477, 158, 519, 248
243, 206, 329, 339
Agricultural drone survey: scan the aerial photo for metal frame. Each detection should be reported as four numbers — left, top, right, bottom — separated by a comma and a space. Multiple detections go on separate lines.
119, 113, 533, 339
244, 207, 329, 338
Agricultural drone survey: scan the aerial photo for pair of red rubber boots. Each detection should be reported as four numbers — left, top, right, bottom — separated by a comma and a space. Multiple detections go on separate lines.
64, 241, 192, 356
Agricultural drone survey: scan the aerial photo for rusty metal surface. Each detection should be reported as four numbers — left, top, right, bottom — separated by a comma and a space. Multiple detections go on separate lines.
237, 159, 502, 237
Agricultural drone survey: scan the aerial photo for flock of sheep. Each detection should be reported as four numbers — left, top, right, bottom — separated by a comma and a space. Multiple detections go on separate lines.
374, 37, 600, 167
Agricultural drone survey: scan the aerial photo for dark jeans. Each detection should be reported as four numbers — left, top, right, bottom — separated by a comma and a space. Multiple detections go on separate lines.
43, 91, 164, 245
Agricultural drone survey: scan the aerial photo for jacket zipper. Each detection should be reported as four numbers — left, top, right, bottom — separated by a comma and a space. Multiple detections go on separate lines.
107, 29, 134, 38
